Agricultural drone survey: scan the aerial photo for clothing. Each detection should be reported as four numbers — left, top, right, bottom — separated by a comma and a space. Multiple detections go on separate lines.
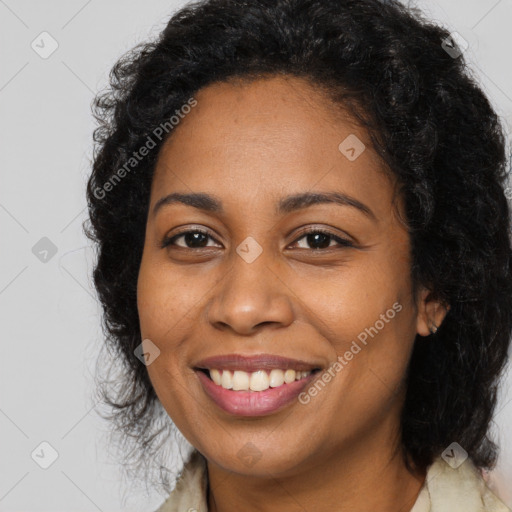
155, 450, 510, 512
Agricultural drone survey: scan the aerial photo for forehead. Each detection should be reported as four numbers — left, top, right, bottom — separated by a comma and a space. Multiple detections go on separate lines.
151, 75, 397, 219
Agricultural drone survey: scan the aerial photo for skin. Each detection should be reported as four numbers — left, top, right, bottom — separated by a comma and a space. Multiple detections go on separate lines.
137, 75, 448, 512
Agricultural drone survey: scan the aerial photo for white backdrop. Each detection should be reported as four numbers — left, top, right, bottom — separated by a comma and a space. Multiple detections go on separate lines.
1, 0, 511, 510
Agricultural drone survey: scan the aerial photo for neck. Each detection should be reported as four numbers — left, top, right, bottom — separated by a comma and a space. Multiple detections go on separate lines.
206, 435, 425, 512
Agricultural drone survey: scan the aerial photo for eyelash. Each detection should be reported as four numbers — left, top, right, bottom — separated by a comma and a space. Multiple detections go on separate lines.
161, 227, 354, 251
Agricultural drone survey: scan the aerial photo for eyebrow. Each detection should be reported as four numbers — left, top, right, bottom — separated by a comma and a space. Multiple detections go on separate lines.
152, 191, 376, 220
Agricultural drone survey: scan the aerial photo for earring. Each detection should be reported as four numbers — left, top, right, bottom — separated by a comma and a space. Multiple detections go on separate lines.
429, 323, 438, 335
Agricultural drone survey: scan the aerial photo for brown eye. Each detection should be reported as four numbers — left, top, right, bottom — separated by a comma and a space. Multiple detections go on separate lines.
292, 228, 354, 250
161, 229, 219, 249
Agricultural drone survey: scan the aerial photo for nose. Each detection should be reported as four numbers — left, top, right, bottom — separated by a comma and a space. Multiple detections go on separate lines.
206, 250, 295, 335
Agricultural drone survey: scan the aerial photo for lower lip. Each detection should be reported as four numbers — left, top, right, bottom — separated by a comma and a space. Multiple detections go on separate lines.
196, 370, 318, 416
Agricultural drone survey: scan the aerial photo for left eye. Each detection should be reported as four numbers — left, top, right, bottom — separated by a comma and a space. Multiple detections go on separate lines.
162, 229, 353, 250
291, 229, 354, 250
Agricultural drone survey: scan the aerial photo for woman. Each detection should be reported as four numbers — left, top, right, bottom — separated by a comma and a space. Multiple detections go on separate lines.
85, 0, 512, 510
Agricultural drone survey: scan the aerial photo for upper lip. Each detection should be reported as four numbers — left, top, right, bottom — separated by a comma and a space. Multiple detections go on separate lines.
194, 353, 322, 372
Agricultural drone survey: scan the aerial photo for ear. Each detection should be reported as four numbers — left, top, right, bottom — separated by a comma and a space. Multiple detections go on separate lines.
416, 286, 450, 337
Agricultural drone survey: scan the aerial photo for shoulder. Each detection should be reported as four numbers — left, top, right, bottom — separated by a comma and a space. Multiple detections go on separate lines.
411, 455, 510, 512
154, 450, 208, 512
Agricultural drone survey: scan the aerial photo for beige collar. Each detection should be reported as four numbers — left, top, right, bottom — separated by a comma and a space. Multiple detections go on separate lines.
156, 451, 509, 512
410, 456, 509, 512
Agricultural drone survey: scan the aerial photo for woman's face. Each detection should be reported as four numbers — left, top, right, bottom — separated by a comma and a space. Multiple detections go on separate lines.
137, 75, 441, 476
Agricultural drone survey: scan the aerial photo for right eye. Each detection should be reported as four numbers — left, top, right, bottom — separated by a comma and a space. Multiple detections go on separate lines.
161, 228, 221, 249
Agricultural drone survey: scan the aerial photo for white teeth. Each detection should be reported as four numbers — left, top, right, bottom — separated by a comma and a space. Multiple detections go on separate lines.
210, 369, 222, 385
250, 370, 269, 391
221, 370, 233, 389
233, 370, 250, 391
269, 369, 285, 387
284, 369, 296, 383
208, 368, 313, 391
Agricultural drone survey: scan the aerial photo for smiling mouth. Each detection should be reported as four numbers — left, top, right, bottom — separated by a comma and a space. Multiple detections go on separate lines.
197, 368, 322, 392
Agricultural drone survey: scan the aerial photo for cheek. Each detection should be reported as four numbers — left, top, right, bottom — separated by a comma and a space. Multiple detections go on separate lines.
136, 251, 213, 384
293, 247, 416, 405
137, 255, 203, 437
137, 253, 201, 341
292, 254, 413, 347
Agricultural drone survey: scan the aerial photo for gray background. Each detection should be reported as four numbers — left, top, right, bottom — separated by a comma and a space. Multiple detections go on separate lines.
1, 0, 511, 510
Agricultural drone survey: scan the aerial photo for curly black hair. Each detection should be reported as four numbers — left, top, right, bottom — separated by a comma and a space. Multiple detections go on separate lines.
85, 0, 512, 493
